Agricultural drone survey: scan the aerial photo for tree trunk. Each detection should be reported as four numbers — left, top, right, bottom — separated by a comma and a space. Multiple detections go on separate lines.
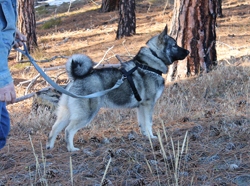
217, 0, 223, 18
167, 0, 217, 81
99, 0, 119, 13
17, 0, 37, 53
116, 0, 136, 39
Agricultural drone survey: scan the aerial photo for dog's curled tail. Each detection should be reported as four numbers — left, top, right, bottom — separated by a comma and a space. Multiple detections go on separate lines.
66, 54, 94, 80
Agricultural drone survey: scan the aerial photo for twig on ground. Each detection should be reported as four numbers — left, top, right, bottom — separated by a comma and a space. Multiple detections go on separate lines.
93, 45, 114, 68
43, 65, 66, 71
162, 0, 170, 15
67, 0, 72, 13
116, 55, 125, 64
25, 74, 41, 95
90, 0, 100, 6
55, 71, 67, 83
217, 41, 250, 50
55, 37, 70, 46
122, 40, 132, 56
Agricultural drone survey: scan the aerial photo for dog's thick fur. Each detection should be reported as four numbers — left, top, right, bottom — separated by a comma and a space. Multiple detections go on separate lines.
46, 25, 189, 152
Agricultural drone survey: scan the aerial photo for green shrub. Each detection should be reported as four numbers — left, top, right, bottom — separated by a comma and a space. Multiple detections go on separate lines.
40, 18, 62, 29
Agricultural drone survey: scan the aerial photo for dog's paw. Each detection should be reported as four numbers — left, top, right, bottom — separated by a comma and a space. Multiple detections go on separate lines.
150, 135, 158, 139
46, 144, 53, 150
68, 147, 80, 152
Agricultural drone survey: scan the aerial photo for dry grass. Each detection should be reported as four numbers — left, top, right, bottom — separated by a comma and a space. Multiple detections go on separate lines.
1, 0, 250, 185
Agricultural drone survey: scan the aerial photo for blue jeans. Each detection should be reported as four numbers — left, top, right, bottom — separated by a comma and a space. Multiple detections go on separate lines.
0, 102, 10, 149
0, 0, 17, 88
0, 0, 17, 149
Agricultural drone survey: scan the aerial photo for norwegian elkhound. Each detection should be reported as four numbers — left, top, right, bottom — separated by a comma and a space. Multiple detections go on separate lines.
46, 24, 189, 152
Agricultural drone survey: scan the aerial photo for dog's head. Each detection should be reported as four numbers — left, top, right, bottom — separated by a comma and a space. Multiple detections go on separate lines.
146, 24, 189, 65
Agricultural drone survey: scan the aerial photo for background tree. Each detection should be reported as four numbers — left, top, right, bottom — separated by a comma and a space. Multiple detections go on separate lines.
99, 0, 119, 12
116, 0, 136, 39
17, 0, 37, 53
217, 0, 223, 17
167, 0, 218, 81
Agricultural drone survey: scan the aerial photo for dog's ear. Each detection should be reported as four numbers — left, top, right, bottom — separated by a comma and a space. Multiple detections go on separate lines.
162, 24, 168, 35
159, 24, 168, 43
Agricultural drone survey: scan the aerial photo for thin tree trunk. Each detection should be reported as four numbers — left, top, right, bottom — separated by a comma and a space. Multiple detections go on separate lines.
99, 0, 119, 13
17, 0, 37, 52
217, 0, 223, 17
167, 0, 217, 81
116, 0, 136, 39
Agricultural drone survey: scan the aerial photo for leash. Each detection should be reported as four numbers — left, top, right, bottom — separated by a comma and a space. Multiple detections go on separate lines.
14, 41, 125, 99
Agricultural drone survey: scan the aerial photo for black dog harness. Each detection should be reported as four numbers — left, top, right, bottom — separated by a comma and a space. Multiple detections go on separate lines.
120, 62, 162, 102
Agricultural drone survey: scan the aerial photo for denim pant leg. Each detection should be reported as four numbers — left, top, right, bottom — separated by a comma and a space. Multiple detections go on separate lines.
0, 102, 10, 149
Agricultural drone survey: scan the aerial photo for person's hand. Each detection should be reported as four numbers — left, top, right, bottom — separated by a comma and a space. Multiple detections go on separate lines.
14, 29, 27, 48
0, 82, 16, 104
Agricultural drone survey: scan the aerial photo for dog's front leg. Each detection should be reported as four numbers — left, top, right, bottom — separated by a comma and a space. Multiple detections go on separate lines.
137, 101, 157, 139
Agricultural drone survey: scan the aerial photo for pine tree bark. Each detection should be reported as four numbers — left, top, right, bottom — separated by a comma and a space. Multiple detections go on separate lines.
99, 0, 119, 13
167, 0, 217, 81
217, 0, 223, 17
116, 0, 136, 39
17, 0, 37, 52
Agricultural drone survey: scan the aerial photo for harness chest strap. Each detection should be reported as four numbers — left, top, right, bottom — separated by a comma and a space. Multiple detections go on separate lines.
120, 62, 162, 102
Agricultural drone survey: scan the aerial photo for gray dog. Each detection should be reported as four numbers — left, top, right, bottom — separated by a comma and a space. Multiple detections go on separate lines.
46, 24, 189, 152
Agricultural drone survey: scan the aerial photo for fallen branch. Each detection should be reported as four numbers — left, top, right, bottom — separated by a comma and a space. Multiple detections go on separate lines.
122, 40, 132, 56
94, 45, 114, 68
217, 41, 250, 50
90, 0, 100, 6
25, 74, 41, 95
55, 37, 70, 46
8, 86, 55, 105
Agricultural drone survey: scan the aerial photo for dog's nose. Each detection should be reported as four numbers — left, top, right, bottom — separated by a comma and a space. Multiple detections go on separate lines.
186, 50, 190, 55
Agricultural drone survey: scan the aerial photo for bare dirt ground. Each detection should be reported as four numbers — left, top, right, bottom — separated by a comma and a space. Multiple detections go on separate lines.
1, 0, 250, 185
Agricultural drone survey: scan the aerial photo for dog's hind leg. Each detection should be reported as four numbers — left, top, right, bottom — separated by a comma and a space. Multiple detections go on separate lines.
46, 106, 70, 150
65, 115, 96, 152
137, 101, 157, 139
65, 99, 101, 152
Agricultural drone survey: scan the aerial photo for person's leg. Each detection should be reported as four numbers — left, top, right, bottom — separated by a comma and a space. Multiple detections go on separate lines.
0, 102, 10, 150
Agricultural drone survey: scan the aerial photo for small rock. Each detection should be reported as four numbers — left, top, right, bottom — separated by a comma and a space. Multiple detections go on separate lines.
112, 167, 122, 175
197, 175, 208, 181
132, 178, 146, 186
204, 109, 215, 118
229, 164, 239, 171
233, 175, 250, 186
93, 150, 101, 157
181, 117, 190, 122
116, 149, 128, 157
226, 143, 236, 151
46, 169, 58, 178
204, 154, 220, 164
190, 133, 199, 141
209, 125, 220, 137
45, 154, 54, 159
109, 137, 119, 143
128, 131, 138, 140
83, 148, 93, 156
191, 125, 203, 133
90, 136, 100, 143
149, 160, 158, 165
107, 149, 115, 158
77, 138, 87, 144
102, 137, 110, 144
